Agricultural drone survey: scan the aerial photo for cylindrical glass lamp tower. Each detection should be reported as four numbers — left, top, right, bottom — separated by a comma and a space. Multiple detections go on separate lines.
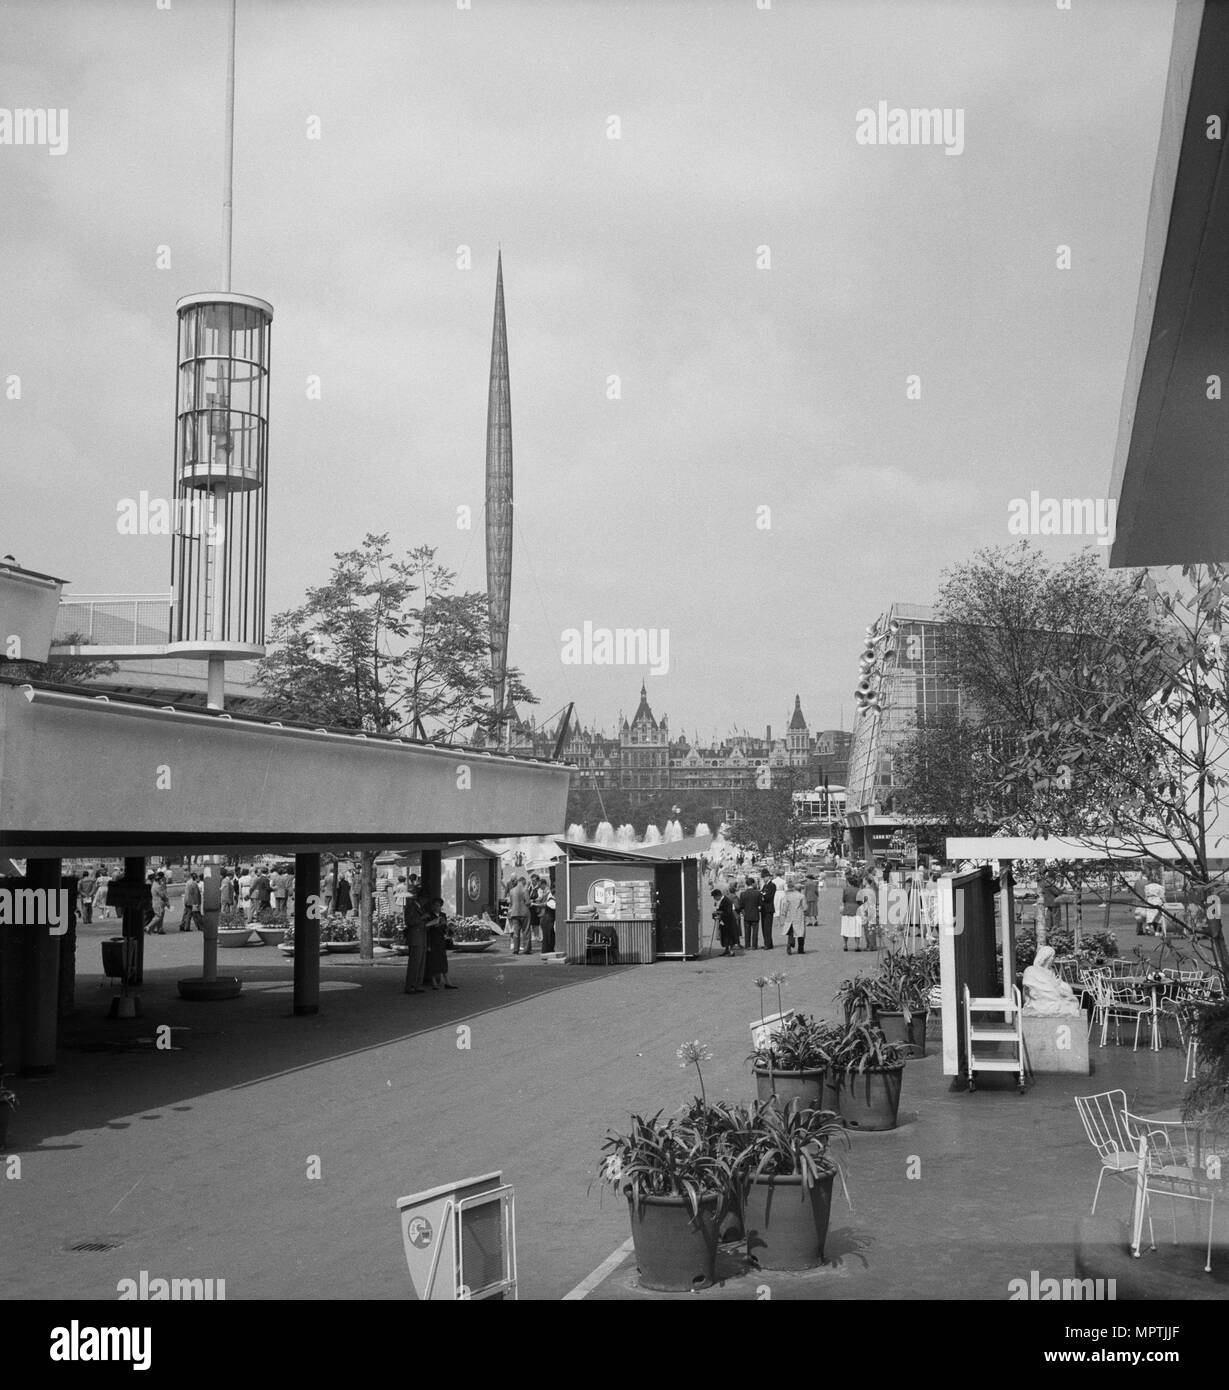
168, 292, 272, 684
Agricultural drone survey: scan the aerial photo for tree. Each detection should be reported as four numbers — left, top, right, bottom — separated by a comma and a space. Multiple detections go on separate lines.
936, 543, 1156, 753
999, 563, 1229, 986
255, 534, 537, 956
727, 769, 809, 865
891, 707, 1001, 852
256, 534, 535, 739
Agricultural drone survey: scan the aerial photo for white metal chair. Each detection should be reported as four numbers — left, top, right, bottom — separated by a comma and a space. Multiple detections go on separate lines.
1094, 977, 1154, 1051
1122, 1111, 1219, 1273
1079, 968, 1111, 1040
1074, 1089, 1137, 1215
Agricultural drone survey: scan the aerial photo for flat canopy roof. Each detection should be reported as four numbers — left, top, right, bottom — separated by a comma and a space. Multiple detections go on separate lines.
0, 681, 570, 857
1109, 0, 1229, 566
946, 836, 1201, 862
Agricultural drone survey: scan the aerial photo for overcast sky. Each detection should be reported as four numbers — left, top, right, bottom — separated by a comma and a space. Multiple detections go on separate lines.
3, 0, 1176, 743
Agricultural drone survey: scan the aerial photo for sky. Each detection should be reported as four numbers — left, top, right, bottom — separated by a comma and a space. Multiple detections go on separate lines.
2, 0, 1177, 744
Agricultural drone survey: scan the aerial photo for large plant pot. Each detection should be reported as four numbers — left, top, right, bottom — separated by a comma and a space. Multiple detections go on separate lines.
217, 929, 254, 948
823, 1065, 904, 1131
254, 927, 287, 947
742, 1170, 835, 1270
626, 1193, 720, 1291
753, 1065, 826, 1110
874, 1009, 928, 1058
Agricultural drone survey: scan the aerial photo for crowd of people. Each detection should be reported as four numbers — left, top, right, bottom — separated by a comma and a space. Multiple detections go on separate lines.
708, 865, 823, 956
502, 872, 556, 955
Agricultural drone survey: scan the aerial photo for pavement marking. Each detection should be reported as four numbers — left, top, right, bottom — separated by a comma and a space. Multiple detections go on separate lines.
106, 1177, 143, 1216
562, 1237, 634, 1300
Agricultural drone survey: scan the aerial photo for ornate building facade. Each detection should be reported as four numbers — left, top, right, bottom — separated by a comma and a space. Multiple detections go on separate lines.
498, 683, 850, 804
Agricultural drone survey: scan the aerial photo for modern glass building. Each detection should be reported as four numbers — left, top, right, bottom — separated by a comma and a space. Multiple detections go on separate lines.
843, 601, 967, 857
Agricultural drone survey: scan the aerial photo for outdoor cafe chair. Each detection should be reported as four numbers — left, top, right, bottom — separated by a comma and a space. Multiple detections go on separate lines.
584, 926, 616, 967
1094, 977, 1155, 1051
1074, 1090, 1137, 1215
1079, 968, 1112, 1039
1122, 1111, 1219, 1273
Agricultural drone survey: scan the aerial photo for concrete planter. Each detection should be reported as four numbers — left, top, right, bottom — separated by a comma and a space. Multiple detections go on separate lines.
753, 1065, 826, 1111
823, 1064, 905, 1131
217, 928, 254, 948
874, 1009, 928, 1058
627, 1193, 720, 1291
742, 1170, 835, 1270
253, 927, 287, 947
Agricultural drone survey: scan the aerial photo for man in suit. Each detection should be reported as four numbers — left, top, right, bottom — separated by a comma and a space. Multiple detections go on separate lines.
507, 876, 531, 954
738, 876, 761, 951
758, 868, 777, 950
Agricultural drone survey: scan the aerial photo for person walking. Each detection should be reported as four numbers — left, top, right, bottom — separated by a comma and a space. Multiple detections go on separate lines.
507, 876, 531, 954
271, 866, 289, 915
180, 872, 203, 931
145, 872, 169, 934
77, 868, 96, 925
92, 870, 110, 921
333, 870, 353, 917
250, 866, 272, 917
779, 876, 805, 955
403, 886, 429, 994
801, 872, 820, 954
539, 888, 557, 955
738, 876, 761, 951
220, 870, 236, 915
841, 871, 864, 951
758, 868, 777, 950
711, 887, 739, 956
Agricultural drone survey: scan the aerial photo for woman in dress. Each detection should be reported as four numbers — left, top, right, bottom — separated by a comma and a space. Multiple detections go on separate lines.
840, 872, 864, 952
92, 869, 110, 920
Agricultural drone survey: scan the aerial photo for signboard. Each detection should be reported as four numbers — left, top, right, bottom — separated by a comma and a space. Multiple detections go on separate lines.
867, 826, 918, 863
396, 1172, 517, 1300
749, 1008, 796, 1053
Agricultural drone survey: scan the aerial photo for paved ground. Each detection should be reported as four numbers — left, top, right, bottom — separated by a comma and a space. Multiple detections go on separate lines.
1, 898, 1220, 1301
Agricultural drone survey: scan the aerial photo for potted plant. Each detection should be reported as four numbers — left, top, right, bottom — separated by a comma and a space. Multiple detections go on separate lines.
374, 911, 405, 952
871, 951, 932, 1057
834, 972, 879, 1028
0, 1074, 16, 1150
597, 1041, 735, 1291
732, 1098, 851, 1271
252, 906, 290, 947
449, 916, 499, 953
322, 917, 360, 953
217, 908, 254, 948
822, 1024, 910, 1131
749, 1013, 839, 1110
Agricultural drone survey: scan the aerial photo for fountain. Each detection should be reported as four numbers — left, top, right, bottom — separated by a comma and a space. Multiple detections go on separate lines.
615, 824, 636, 849
594, 821, 616, 846
663, 819, 683, 841
642, 824, 663, 847
694, 822, 711, 839
566, 823, 587, 843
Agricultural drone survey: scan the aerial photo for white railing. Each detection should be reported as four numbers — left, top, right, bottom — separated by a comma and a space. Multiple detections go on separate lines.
53, 593, 172, 647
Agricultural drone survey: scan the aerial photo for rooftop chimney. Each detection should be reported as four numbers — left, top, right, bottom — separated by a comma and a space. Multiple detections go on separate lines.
766, 725, 772, 742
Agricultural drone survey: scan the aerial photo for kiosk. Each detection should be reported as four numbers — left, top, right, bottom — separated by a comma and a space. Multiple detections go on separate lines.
556, 837, 710, 963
